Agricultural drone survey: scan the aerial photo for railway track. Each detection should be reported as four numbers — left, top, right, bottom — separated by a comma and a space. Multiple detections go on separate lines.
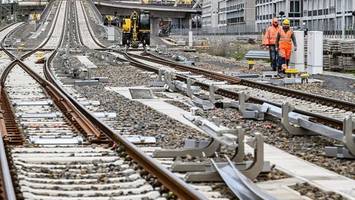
129, 52, 355, 119
0, 0, 208, 199
41, 1, 282, 199
122, 51, 355, 148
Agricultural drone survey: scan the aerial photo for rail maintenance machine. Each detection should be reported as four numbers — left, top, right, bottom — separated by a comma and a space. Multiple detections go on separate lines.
122, 11, 150, 48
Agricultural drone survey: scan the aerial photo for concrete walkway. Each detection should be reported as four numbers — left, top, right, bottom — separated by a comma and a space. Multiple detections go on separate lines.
245, 144, 355, 200
323, 71, 355, 80
106, 86, 202, 132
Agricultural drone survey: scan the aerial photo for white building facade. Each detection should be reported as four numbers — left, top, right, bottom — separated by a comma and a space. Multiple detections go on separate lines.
201, 0, 255, 32
303, 0, 355, 32
255, 0, 302, 31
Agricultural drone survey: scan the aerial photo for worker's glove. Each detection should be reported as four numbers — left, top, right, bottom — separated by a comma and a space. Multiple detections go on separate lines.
294, 47, 297, 51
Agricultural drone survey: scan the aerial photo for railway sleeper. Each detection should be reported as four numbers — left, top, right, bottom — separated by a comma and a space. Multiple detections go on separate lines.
164, 73, 268, 120
220, 92, 268, 120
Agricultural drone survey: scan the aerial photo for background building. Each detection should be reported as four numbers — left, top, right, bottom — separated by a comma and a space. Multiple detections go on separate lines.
201, 0, 255, 32
303, 0, 355, 32
255, 0, 302, 32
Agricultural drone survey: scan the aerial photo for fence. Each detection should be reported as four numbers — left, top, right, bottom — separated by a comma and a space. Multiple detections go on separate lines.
171, 25, 355, 40
170, 24, 257, 36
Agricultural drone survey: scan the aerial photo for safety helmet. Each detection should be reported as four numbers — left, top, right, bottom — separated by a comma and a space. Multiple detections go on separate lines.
283, 19, 290, 26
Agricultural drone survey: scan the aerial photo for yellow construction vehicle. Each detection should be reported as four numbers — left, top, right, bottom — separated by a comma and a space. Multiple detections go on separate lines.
122, 11, 150, 48
30, 13, 40, 22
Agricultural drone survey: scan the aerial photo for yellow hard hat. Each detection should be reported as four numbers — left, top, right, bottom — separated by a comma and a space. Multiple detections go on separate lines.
283, 19, 290, 26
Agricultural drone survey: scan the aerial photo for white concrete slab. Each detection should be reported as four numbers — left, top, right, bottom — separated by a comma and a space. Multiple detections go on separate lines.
106, 86, 203, 132
76, 56, 97, 69
323, 71, 355, 80
257, 178, 310, 200
75, 0, 102, 49
245, 143, 355, 200
42, 1, 67, 49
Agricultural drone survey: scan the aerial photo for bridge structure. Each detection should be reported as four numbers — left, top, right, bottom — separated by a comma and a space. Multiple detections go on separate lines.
93, 0, 201, 35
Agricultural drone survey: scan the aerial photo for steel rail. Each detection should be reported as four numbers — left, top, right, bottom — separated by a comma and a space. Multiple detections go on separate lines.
0, 126, 16, 200
37, 1, 208, 199
77, 0, 106, 49
0, 22, 37, 200
0, 22, 36, 200
148, 52, 355, 112
0, 2, 70, 199
20, 0, 64, 60
38, 0, 55, 23
212, 156, 277, 200
88, 0, 104, 24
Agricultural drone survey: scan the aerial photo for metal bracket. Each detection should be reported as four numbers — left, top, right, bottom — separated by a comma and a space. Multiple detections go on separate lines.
158, 69, 164, 81
184, 133, 267, 181
170, 127, 246, 173
164, 71, 176, 92
232, 127, 245, 162
186, 78, 193, 98
281, 103, 316, 136
153, 138, 221, 158
325, 145, 355, 159
327, 116, 355, 159
209, 84, 216, 103
238, 92, 267, 120
191, 96, 215, 110
344, 116, 355, 156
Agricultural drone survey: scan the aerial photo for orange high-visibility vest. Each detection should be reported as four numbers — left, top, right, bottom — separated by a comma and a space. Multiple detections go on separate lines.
279, 29, 293, 50
263, 26, 280, 45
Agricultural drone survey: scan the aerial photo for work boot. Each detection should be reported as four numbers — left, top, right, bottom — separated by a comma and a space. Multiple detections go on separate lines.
277, 70, 285, 78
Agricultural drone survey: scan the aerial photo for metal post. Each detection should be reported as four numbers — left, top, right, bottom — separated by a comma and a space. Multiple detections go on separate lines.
188, 16, 193, 47
342, 0, 346, 40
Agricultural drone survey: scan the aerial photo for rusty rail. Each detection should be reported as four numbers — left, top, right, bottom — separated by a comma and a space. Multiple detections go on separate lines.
43, 1, 208, 199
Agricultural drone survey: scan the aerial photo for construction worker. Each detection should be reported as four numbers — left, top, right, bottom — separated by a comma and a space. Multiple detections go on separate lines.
262, 18, 281, 71
276, 19, 297, 73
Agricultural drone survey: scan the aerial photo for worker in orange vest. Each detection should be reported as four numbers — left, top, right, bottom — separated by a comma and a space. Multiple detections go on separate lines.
276, 19, 297, 73
262, 18, 281, 71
